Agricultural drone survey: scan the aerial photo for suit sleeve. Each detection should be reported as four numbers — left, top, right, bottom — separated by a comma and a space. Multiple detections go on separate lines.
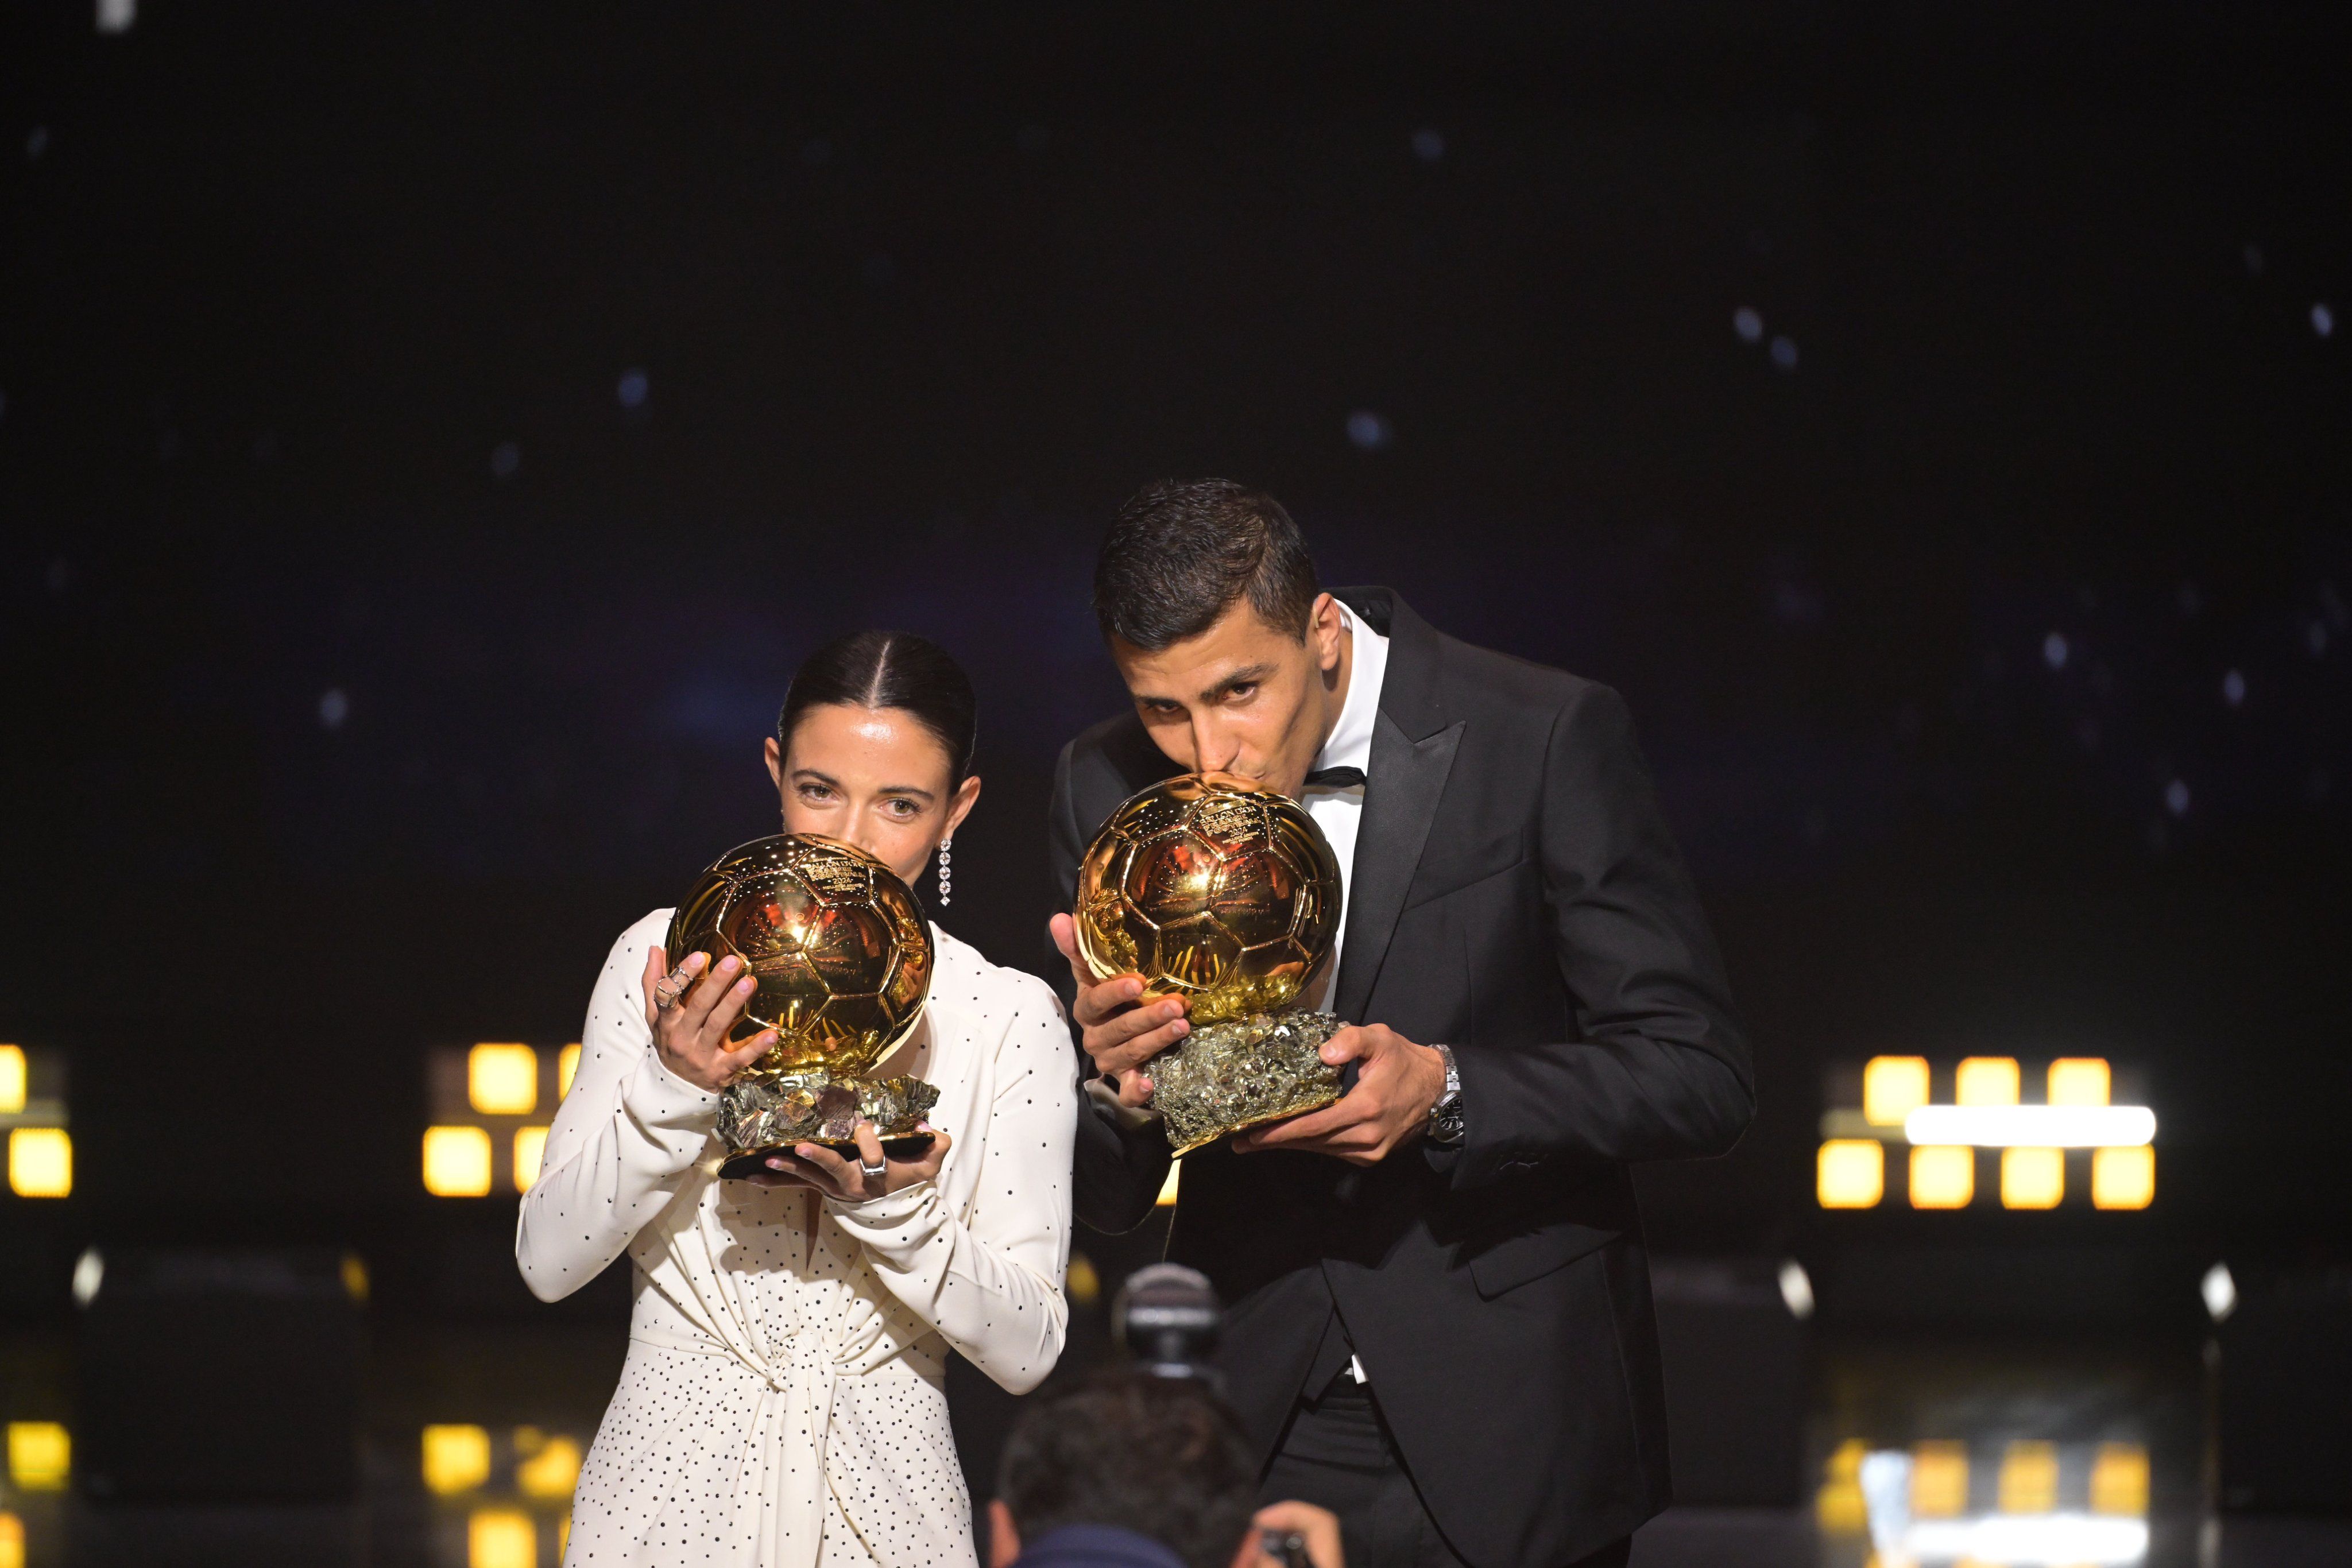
1049, 737, 1176, 1234
1443, 684, 1755, 1189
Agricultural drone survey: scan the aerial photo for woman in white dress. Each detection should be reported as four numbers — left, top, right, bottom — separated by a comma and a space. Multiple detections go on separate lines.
518, 630, 1077, 1568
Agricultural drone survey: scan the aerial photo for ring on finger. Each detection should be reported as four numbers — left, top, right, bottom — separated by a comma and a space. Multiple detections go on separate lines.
653, 978, 683, 1010
858, 1157, 887, 1179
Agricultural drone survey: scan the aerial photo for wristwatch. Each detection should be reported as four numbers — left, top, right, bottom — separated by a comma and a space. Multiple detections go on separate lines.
1425, 1043, 1465, 1146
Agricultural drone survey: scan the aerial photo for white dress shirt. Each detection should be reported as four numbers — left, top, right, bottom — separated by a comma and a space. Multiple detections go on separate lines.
1301, 601, 1389, 1014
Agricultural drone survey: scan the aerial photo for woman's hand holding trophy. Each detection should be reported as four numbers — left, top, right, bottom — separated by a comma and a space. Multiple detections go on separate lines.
640, 947, 779, 1093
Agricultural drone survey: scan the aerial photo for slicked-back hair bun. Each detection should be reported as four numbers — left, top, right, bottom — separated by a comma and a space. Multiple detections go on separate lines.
776, 630, 977, 786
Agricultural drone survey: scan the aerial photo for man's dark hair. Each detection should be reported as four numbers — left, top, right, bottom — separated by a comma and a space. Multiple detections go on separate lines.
1094, 479, 1320, 650
996, 1372, 1258, 1568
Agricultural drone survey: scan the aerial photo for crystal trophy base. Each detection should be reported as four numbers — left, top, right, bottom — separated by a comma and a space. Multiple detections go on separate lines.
1151, 1011, 1345, 1156
715, 1069, 939, 1180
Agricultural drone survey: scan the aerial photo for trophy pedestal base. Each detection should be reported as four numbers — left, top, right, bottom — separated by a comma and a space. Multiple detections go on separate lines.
714, 1070, 940, 1182
719, 1132, 935, 1182
1151, 1011, 1345, 1155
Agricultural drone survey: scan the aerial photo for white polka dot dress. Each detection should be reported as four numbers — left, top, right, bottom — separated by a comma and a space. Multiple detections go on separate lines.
517, 911, 1078, 1568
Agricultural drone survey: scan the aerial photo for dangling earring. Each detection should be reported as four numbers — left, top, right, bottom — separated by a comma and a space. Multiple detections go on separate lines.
936, 837, 953, 907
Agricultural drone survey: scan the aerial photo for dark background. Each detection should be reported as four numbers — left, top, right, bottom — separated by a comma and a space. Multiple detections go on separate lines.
3, 2, 2348, 1314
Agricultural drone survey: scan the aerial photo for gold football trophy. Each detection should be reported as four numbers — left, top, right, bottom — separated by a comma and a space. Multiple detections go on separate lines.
1073, 773, 1347, 1155
666, 834, 938, 1180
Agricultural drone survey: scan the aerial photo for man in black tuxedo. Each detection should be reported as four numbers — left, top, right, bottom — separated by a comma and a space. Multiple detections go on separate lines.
1045, 481, 1753, 1568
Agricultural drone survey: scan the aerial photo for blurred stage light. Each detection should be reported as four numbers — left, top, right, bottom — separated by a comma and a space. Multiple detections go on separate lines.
470, 1045, 539, 1115
424, 1126, 494, 1197
341, 1252, 370, 1304
1777, 1259, 1815, 1319
1901, 1512, 2147, 1566
1905, 1105, 2154, 1148
2047, 1058, 2111, 1106
0, 1046, 22, 1113
0, 1510, 20, 1568
96, 0, 134, 35
1815, 1439, 1867, 1533
1863, 1055, 1930, 1126
2001, 1147, 2065, 1209
6, 1423, 69, 1492
516, 1434, 581, 1500
1955, 1056, 2020, 1106
2044, 631, 2071, 669
1999, 1441, 2060, 1513
2200, 1263, 2237, 1323
1156, 1160, 1180, 1207
469, 1507, 536, 1568
71, 1248, 102, 1307
7, 1127, 71, 1198
2091, 1145, 2155, 1209
423, 1424, 491, 1495
513, 1127, 549, 1191
1909, 1145, 1975, 1208
1817, 1140, 1885, 1208
2090, 1443, 2150, 1516
558, 1044, 581, 1100
1066, 1252, 1101, 1307
1910, 1441, 1968, 1518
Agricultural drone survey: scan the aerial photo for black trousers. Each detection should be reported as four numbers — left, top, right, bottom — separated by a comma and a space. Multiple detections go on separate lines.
1259, 1381, 1632, 1568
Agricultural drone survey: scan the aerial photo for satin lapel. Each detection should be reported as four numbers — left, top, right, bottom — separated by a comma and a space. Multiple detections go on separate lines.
1334, 709, 1463, 1023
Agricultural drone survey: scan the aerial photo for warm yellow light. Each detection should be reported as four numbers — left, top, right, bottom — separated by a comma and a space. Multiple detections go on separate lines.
1910, 1441, 1968, 1517
2047, 1057, 2111, 1106
469, 1507, 536, 1568
1066, 1252, 1101, 1308
2092, 1145, 2155, 1210
6, 1423, 70, 1492
2001, 1147, 2065, 1209
424, 1126, 494, 1197
469, 1044, 539, 1115
1909, 1145, 1975, 1209
0, 1509, 22, 1568
513, 1127, 550, 1192
0, 1046, 24, 1114
8, 1128, 72, 1198
516, 1434, 582, 1500
423, 1424, 492, 1495
2089, 1442, 2150, 1515
558, 1515, 571, 1558
1998, 1440, 2059, 1513
1156, 1160, 1181, 1207
341, 1252, 371, 1304
1817, 1140, 1885, 1208
558, 1043, 581, 1101
1815, 1438, 1868, 1534
1863, 1056, 1931, 1126
1955, 1056, 2020, 1106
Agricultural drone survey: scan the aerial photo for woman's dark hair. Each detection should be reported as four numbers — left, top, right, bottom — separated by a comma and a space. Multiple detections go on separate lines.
775, 630, 978, 785
995, 1372, 1258, 1568
1093, 478, 1320, 650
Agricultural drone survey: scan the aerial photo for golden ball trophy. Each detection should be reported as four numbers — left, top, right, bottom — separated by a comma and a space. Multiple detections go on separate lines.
666, 834, 938, 1180
1073, 773, 1346, 1155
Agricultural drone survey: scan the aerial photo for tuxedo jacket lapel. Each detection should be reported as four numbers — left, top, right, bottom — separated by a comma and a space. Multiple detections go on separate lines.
1335, 710, 1463, 1023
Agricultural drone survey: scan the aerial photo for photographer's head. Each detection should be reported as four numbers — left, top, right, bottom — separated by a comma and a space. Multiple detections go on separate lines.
1093, 479, 1351, 801
989, 1372, 1257, 1568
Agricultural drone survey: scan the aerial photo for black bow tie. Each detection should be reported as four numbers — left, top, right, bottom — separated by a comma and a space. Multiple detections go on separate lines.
1303, 765, 1367, 789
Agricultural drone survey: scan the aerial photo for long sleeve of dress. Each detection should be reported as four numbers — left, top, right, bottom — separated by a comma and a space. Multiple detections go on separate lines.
827, 979, 1077, 1395
516, 915, 719, 1303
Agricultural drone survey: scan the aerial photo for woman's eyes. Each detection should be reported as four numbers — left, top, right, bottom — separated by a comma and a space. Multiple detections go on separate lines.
881, 798, 920, 819
796, 783, 835, 802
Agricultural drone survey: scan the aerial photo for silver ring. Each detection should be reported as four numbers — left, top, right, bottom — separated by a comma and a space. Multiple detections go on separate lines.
858, 1159, 887, 1179
653, 978, 682, 1011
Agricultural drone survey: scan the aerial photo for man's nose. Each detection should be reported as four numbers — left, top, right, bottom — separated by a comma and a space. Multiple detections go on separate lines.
1189, 717, 1243, 776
